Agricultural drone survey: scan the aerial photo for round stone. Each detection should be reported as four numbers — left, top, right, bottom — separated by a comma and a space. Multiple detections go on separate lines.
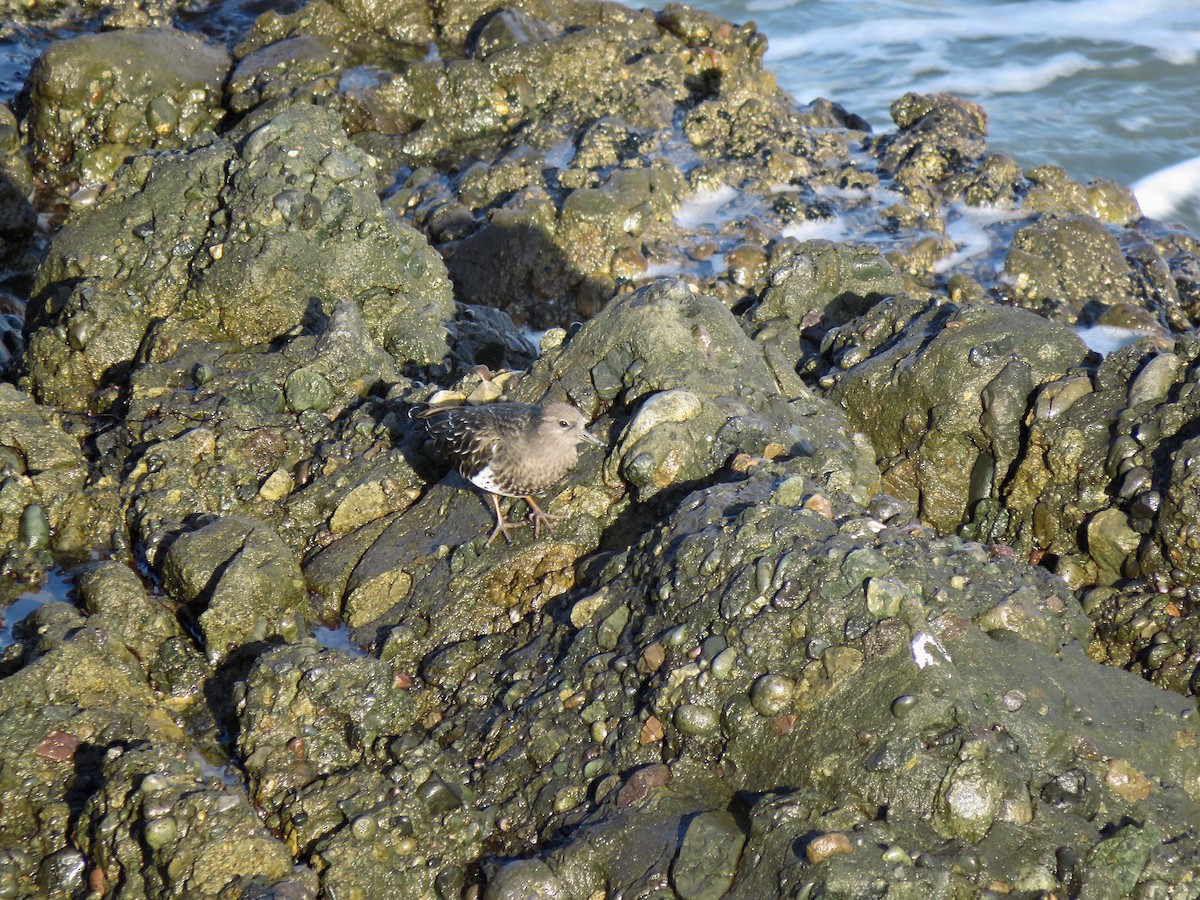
750, 674, 795, 716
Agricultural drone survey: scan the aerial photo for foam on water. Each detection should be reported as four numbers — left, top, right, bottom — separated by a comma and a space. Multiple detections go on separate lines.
912, 52, 1108, 98
780, 218, 852, 244
934, 202, 1023, 274
1132, 155, 1200, 224
641, 254, 726, 279
1074, 325, 1156, 356
673, 185, 740, 230
764, 0, 1200, 82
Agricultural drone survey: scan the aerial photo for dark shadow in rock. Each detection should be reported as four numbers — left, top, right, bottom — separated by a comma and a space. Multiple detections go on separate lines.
441, 218, 598, 329
597, 469, 740, 554
202, 640, 278, 752
65, 739, 108, 823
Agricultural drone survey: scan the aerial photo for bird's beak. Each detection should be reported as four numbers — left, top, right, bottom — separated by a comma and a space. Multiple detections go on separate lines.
582, 429, 604, 447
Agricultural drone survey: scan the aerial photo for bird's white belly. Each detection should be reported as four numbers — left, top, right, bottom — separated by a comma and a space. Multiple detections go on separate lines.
469, 464, 522, 498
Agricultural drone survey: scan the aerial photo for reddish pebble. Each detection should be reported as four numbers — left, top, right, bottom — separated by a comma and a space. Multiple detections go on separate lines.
615, 763, 670, 810
774, 714, 798, 735
639, 715, 665, 744
36, 730, 81, 762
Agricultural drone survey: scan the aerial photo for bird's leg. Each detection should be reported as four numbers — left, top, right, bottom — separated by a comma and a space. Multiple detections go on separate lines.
523, 495, 566, 538
485, 493, 525, 547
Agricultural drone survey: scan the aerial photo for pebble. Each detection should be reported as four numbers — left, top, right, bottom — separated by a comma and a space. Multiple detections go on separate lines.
674, 704, 719, 736
1127, 353, 1180, 407
639, 715, 665, 744
672, 811, 746, 900
891, 694, 919, 719
750, 674, 795, 716
616, 763, 670, 809
805, 831, 852, 863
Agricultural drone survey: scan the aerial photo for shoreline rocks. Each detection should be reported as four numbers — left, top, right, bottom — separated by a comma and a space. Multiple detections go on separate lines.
1, 0, 1200, 896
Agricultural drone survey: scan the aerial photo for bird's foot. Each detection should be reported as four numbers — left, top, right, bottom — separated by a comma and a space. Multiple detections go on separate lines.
524, 497, 566, 538
484, 516, 526, 548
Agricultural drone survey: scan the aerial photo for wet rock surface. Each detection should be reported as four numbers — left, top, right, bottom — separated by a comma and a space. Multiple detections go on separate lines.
20, 28, 229, 187
2, 0, 1200, 896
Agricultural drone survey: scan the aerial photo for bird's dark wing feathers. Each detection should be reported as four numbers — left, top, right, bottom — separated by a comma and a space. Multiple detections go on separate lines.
416, 406, 509, 478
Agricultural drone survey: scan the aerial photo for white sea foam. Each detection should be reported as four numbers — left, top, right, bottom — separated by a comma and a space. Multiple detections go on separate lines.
1074, 325, 1156, 356
674, 185, 740, 230
1131, 154, 1200, 223
913, 52, 1107, 97
780, 218, 852, 243
934, 202, 1022, 274
641, 254, 726, 278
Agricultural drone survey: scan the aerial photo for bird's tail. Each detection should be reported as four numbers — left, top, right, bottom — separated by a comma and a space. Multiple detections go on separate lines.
408, 401, 463, 421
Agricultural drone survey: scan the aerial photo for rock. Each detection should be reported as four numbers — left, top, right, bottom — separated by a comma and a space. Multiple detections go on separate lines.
804, 831, 852, 864
671, 810, 746, 900
24, 104, 452, 412
226, 35, 344, 115
4, 0, 1200, 895
874, 92, 990, 201
160, 516, 307, 662
0, 609, 194, 887
826, 298, 1087, 530
22, 28, 229, 184
1002, 214, 1135, 322
484, 859, 568, 900
0, 383, 101, 556
1126, 352, 1181, 407
75, 560, 201, 696
236, 642, 417, 810
1085, 508, 1141, 582
933, 745, 1003, 843
1078, 823, 1160, 900
0, 106, 35, 267
748, 239, 904, 362
76, 741, 294, 897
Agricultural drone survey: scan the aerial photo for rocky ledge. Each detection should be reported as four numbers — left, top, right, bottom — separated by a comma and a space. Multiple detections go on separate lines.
1, 0, 1200, 897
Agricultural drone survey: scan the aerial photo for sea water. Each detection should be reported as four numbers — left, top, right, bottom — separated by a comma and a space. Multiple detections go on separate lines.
687, 0, 1200, 234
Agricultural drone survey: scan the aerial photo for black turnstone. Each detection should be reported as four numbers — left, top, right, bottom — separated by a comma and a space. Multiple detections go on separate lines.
413, 401, 603, 546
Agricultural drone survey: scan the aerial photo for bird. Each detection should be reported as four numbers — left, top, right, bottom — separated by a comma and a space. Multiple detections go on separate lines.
412, 401, 603, 547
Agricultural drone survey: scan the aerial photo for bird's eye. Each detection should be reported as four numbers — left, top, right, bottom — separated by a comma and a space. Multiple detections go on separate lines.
559, 420, 570, 428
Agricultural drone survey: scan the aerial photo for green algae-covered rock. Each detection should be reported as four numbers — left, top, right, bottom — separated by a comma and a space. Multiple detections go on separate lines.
7, 0, 1200, 896
76, 741, 296, 898
1003, 214, 1137, 322
160, 516, 307, 662
0, 609, 193, 893
475, 465, 1200, 895
75, 560, 199, 694
826, 296, 1088, 532
313, 279, 876, 654
237, 642, 418, 809
236, 642, 492, 898
975, 336, 1200, 588
21, 28, 229, 184
109, 296, 422, 569
0, 105, 35, 268
0, 383, 103, 557
23, 103, 453, 412
748, 238, 904, 365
